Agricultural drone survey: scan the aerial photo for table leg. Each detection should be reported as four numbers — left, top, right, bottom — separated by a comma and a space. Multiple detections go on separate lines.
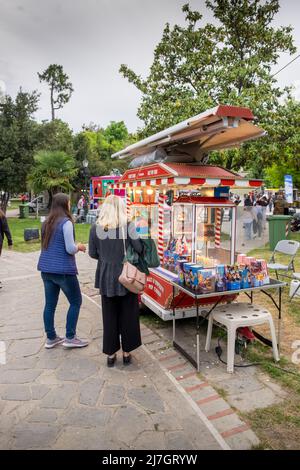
278, 287, 282, 355
172, 285, 176, 342
196, 300, 200, 372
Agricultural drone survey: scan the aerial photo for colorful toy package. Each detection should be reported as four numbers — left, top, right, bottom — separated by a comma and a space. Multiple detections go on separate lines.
175, 253, 269, 293
197, 268, 216, 293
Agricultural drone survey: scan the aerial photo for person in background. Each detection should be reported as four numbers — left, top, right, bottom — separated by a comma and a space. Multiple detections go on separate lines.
0, 209, 13, 289
253, 205, 263, 239
268, 192, 274, 213
88, 195, 143, 368
38, 193, 88, 349
242, 206, 257, 241
244, 194, 253, 207
273, 192, 289, 215
256, 193, 269, 230
77, 195, 85, 215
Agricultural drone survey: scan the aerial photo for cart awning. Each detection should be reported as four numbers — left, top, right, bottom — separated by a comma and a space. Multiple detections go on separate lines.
112, 105, 265, 161
109, 162, 262, 189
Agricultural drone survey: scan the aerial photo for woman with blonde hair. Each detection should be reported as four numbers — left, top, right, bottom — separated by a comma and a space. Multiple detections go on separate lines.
88, 195, 143, 367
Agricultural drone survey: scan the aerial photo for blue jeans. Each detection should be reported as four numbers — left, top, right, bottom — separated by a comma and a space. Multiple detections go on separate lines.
41, 273, 82, 340
244, 222, 252, 240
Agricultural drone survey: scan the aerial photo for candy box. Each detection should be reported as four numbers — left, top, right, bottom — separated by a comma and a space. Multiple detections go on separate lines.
215, 278, 226, 292
216, 264, 225, 277
178, 271, 185, 285
241, 279, 251, 289
183, 262, 196, 272
176, 259, 187, 273
237, 254, 247, 265
250, 275, 260, 287
245, 256, 255, 266
227, 281, 241, 290
250, 260, 263, 275
191, 265, 203, 276
197, 269, 216, 293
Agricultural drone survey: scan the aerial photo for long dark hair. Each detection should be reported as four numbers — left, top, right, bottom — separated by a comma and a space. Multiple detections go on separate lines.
0, 209, 5, 219
42, 193, 73, 249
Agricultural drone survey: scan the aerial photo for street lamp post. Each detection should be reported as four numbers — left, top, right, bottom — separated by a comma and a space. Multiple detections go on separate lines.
82, 159, 89, 214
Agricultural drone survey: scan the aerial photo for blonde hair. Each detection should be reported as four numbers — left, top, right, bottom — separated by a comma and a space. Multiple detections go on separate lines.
97, 194, 128, 229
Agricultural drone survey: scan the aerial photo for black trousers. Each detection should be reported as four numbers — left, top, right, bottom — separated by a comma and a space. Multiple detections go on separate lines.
101, 292, 142, 355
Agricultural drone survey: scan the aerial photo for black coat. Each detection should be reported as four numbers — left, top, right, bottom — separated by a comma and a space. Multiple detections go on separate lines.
0, 215, 13, 253
88, 223, 143, 297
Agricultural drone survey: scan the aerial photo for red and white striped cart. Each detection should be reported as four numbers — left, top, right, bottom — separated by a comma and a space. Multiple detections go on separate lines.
111, 105, 265, 320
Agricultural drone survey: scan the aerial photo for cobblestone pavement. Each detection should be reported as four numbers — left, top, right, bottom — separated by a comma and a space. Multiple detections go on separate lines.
0, 249, 285, 450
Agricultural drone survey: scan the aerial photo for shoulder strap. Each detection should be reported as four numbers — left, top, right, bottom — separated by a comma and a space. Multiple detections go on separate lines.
121, 225, 127, 257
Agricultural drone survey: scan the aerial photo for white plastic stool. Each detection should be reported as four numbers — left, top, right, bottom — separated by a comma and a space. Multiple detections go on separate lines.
205, 303, 279, 373
290, 274, 300, 300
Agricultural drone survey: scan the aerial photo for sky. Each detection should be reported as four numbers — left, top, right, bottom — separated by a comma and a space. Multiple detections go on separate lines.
0, 0, 300, 133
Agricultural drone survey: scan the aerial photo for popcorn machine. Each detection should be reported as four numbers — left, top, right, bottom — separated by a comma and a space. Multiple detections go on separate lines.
110, 105, 265, 320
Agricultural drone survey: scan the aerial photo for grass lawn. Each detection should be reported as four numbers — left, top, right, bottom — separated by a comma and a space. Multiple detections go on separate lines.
7, 199, 21, 210
236, 231, 300, 449
3, 217, 91, 253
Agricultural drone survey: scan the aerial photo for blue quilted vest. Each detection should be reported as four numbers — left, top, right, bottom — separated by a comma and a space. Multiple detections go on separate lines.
38, 218, 78, 275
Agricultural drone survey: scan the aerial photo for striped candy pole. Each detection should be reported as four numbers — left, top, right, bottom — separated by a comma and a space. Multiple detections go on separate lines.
126, 190, 131, 219
215, 208, 222, 248
158, 193, 165, 262
286, 222, 289, 238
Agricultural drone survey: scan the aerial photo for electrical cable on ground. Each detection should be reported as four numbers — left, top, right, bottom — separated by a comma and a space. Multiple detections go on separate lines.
215, 338, 300, 377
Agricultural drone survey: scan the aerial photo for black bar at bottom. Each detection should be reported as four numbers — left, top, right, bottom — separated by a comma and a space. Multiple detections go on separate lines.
173, 340, 197, 369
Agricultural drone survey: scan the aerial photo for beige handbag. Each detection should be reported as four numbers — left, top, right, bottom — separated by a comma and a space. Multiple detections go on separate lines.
118, 226, 147, 294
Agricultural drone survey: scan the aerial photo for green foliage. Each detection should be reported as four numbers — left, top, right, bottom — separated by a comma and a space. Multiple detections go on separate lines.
36, 119, 74, 155
73, 121, 135, 189
264, 98, 300, 188
0, 89, 39, 211
27, 150, 78, 195
120, 0, 296, 174
38, 64, 73, 121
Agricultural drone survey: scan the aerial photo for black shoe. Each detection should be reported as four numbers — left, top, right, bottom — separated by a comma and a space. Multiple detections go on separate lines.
123, 354, 132, 365
107, 355, 116, 367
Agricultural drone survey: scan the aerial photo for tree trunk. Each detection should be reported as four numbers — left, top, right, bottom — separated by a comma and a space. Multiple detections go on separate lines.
0, 191, 10, 214
51, 84, 55, 121
47, 190, 53, 209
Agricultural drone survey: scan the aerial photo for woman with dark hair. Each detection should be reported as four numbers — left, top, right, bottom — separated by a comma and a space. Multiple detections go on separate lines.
0, 209, 13, 289
38, 193, 88, 349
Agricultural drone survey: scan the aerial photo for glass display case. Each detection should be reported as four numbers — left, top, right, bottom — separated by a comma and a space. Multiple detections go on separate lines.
130, 204, 171, 241
162, 197, 236, 273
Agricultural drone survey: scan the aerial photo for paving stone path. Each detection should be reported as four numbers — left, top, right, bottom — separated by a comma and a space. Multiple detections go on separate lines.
0, 249, 285, 450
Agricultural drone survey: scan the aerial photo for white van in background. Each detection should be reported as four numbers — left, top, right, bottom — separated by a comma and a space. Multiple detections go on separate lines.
28, 194, 49, 213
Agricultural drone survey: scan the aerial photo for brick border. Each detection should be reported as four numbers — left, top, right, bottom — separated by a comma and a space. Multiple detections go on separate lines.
140, 326, 260, 450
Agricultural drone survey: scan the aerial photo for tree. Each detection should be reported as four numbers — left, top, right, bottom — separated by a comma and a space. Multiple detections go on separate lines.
27, 150, 78, 207
38, 64, 73, 121
36, 119, 74, 155
120, 1, 296, 172
0, 89, 39, 212
263, 98, 300, 188
73, 121, 136, 190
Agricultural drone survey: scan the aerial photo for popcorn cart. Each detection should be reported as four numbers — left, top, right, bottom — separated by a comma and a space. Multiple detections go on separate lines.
90, 175, 125, 209
111, 105, 267, 320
